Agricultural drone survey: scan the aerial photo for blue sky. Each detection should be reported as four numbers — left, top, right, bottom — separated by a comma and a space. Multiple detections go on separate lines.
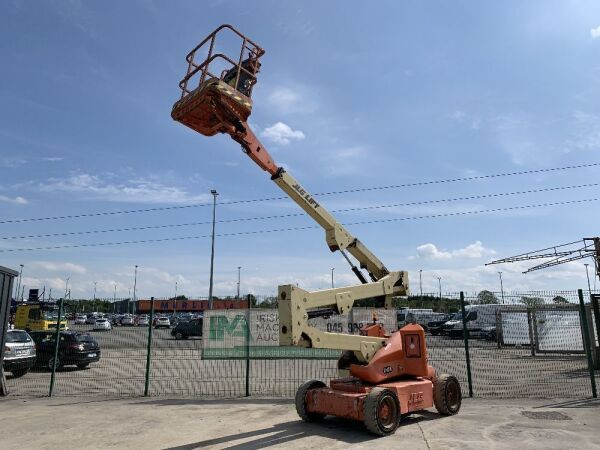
1, 0, 600, 299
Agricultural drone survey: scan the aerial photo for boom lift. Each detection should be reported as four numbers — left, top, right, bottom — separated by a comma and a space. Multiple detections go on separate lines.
171, 25, 461, 435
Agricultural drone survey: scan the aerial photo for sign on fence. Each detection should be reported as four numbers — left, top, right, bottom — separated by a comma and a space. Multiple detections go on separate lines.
202, 308, 397, 359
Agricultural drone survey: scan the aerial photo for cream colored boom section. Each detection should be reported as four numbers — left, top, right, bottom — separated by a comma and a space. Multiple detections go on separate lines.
278, 274, 405, 362
272, 169, 390, 281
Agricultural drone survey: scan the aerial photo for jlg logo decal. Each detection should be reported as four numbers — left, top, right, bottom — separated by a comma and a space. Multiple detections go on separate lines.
409, 392, 424, 404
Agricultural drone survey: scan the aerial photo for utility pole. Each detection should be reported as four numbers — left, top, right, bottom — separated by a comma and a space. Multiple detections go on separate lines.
208, 189, 218, 310
15, 264, 23, 301
331, 267, 335, 289
64, 277, 70, 299
237, 266, 241, 299
419, 269, 423, 298
498, 271, 505, 303
133, 264, 138, 315
437, 276, 442, 303
21, 285, 26, 302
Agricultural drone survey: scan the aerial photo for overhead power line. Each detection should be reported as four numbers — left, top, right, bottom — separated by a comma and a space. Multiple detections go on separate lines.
3, 182, 597, 241
1, 161, 599, 225
1, 197, 597, 253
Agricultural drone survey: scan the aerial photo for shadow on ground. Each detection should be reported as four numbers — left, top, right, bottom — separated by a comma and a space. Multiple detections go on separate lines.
536, 398, 600, 409
162, 411, 439, 450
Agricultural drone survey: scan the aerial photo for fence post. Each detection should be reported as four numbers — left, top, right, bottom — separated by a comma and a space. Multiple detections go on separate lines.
526, 308, 536, 357
578, 289, 597, 398
144, 297, 155, 397
591, 294, 600, 369
459, 292, 473, 398
48, 298, 64, 397
245, 307, 251, 397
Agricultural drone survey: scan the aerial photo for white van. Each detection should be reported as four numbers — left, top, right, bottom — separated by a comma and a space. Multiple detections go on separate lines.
441, 304, 502, 338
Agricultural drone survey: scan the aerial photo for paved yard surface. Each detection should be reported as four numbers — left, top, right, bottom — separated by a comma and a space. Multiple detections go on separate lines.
1, 396, 598, 449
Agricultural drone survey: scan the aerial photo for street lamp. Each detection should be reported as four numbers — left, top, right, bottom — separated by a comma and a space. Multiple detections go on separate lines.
419, 269, 423, 298
133, 265, 138, 315
331, 268, 335, 289
498, 272, 505, 303
93, 281, 97, 313
64, 276, 70, 299
437, 276, 442, 302
113, 283, 117, 313
15, 264, 23, 301
237, 266, 241, 299
174, 281, 178, 315
208, 189, 219, 310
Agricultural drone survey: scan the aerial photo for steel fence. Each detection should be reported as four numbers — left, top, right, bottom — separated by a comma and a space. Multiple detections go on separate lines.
3, 290, 598, 400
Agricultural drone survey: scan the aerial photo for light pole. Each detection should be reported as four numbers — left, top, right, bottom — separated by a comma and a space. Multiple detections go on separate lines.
174, 281, 178, 315
237, 266, 241, 299
113, 283, 117, 313
584, 263, 592, 296
133, 265, 138, 315
15, 264, 23, 301
419, 269, 423, 298
331, 268, 335, 289
93, 281, 97, 312
498, 271, 505, 303
208, 189, 219, 310
437, 276, 442, 302
64, 276, 70, 299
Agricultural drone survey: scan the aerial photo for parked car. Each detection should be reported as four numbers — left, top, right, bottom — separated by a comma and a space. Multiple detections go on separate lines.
85, 315, 97, 325
137, 315, 149, 326
3, 329, 36, 377
74, 314, 87, 325
93, 318, 112, 331
427, 314, 455, 336
171, 318, 203, 339
154, 316, 170, 329
121, 315, 135, 326
29, 331, 101, 370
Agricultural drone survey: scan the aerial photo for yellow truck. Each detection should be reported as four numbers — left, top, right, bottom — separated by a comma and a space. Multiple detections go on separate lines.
14, 302, 68, 332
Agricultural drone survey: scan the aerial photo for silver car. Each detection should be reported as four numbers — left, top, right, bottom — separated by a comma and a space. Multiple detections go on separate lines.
3, 329, 36, 377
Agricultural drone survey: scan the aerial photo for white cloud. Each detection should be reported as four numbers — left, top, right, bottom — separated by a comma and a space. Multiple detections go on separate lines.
1, 157, 27, 168
591, 26, 600, 38
452, 241, 496, 259
261, 122, 306, 145
31, 261, 87, 275
0, 194, 28, 205
416, 243, 452, 260
415, 241, 495, 260
38, 172, 211, 204
42, 156, 64, 162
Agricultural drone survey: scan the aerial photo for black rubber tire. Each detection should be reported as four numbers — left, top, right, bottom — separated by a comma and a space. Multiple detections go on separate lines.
433, 374, 462, 415
175, 332, 183, 340
11, 368, 29, 378
295, 380, 326, 422
364, 387, 400, 436
47, 357, 62, 371
77, 363, 89, 369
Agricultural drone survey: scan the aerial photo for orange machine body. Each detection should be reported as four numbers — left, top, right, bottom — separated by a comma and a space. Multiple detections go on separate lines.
306, 324, 437, 421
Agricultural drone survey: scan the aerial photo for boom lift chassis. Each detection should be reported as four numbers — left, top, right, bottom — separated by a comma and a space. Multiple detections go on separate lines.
171, 24, 461, 436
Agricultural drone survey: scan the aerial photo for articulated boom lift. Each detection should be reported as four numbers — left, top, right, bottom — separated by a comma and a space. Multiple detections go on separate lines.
172, 25, 461, 436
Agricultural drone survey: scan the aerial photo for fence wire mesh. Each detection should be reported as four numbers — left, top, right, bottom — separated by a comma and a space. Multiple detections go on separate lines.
4, 291, 598, 399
